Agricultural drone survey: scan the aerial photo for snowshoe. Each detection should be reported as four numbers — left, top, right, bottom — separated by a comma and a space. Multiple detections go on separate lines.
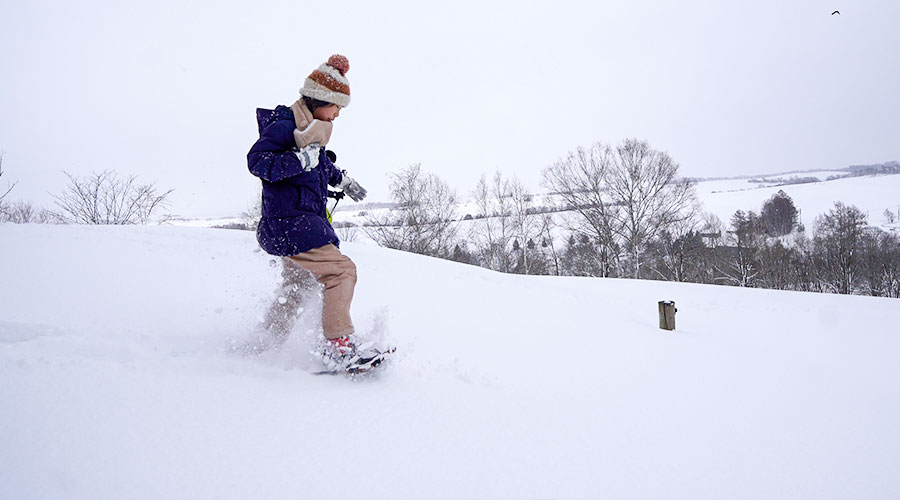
312, 336, 395, 376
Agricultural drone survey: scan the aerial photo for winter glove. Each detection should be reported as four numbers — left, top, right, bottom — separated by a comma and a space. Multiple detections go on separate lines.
338, 171, 367, 202
294, 143, 320, 172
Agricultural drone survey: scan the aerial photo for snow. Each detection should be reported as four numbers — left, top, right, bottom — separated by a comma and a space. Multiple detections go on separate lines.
167, 216, 247, 229
2, 224, 899, 499
696, 174, 900, 230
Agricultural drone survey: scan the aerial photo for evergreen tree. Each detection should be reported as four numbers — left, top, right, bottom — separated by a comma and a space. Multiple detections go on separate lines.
760, 190, 799, 236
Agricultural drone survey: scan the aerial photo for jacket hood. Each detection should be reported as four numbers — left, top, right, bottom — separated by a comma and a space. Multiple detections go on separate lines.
255, 105, 294, 135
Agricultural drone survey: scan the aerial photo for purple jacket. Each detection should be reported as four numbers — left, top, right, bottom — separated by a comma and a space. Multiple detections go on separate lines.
248, 105, 344, 256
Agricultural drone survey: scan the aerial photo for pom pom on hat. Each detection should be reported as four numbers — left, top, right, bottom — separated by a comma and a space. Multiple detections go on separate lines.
300, 54, 352, 108
327, 54, 350, 76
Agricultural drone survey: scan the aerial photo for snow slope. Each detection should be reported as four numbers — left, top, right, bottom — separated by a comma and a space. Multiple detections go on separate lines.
2, 224, 899, 500
696, 173, 900, 230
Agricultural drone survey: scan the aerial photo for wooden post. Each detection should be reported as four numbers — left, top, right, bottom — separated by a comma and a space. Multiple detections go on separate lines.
658, 301, 677, 331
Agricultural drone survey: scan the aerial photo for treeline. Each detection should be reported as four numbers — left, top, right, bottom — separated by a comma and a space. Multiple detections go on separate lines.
848, 161, 900, 176
0, 163, 173, 225
363, 139, 900, 299
644, 197, 900, 298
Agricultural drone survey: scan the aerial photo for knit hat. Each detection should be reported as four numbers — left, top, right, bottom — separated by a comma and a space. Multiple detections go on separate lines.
299, 54, 351, 108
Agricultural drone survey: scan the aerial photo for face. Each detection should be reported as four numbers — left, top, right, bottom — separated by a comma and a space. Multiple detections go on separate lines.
313, 104, 341, 122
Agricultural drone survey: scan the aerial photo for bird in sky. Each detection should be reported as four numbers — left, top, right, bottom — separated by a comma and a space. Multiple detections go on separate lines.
832, 10, 840, 15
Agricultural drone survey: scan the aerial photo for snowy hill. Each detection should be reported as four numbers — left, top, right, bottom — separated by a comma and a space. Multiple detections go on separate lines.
2, 224, 899, 499
695, 172, 900, 230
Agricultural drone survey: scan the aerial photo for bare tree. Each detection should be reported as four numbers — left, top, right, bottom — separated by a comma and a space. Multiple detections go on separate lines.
645, 210, 710, 282
542, 143, 620, 277
1, 200, 55, 224
243, 193, 262, 230
469, 171, 549, 274
858, 230, 892, 297
715, 210, 764, 287
813, 202, 869, 294
334, 223, 359, 243
469, 171, 516, 272
52, 170, 173, 225
364, 164, 458, 258
0, 152, 17, 215
872, 231, 900, 298
606, 139, 697, 278
537, 212, 562, 276
10, 199, 34, 223
755, 239, 801, 290
543, 139, 696, 278
789, 234, 820, 293
508, 178, 546, 274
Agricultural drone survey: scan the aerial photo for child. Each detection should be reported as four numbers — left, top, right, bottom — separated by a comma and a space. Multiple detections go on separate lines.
246, 54, 368, 364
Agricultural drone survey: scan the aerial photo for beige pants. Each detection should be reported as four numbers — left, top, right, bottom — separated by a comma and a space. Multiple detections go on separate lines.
263, 244, 357, 341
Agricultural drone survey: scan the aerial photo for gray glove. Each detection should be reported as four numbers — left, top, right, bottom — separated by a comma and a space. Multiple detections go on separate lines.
338, 171, 367, 202
294, 143, 320, 172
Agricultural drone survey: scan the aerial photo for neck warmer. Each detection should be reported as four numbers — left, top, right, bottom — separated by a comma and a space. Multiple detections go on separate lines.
291, 99, 333, 149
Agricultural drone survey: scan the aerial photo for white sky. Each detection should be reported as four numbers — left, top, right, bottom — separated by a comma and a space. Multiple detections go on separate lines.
1, 0, 898, 217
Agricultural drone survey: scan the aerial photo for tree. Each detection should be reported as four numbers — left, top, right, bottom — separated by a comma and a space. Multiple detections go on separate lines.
857, 229, 900, 298
509, 177, 543, 274
560, 234, 609, 277
790, 234, 820, 293
0, 152, 16, 217
542, 143, 620, 277
885, 233, 900, 298
334, 223, 359, 243
645, 212, 713, 283
242, 194, 262, 230
468, 171, 550, 275
469, 171, 517, 272
537, 213, 562, 276
760, 190, 799, 236
52, 170, 173, 225
756, 240, 801, 290
812, 202, 868, 294
542, 139, 697, 278
715, 210, 764, 287
448, 242, 479, 266
1, 200, 55, 224
606, 139, 697, 278
364, 164, 458, 258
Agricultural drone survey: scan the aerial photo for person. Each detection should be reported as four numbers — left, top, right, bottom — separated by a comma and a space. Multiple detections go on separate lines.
245, 54, 368, 364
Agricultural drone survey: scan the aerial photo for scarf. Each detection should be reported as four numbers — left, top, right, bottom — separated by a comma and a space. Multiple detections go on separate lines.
291, 99, 333, 149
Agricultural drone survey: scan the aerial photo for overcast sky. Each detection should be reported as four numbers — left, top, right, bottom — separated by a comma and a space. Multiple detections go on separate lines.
2, 0, 898, 217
